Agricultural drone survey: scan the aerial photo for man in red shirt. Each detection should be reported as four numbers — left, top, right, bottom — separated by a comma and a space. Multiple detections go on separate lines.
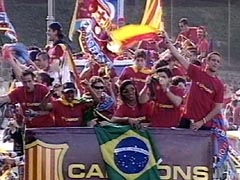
0, 70, 54, 128
196, 26, 209, 60
176, 18, 199, 46
139, 68, 184, 128
165, 32, 224, 130
40, 82, 93, 127
118, 49, 152, 93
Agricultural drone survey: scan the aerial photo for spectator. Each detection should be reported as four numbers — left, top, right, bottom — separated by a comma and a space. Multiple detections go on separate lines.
196, 26, 209, 60
3, 120, 23, 155
40, 82, 94, 127
118, 49, 152, 93
82, 76, 116, 121
46, 22, 72, 83
0, 70, 54, 128
139, 67, 184, 128
111, 80, 151, 127
35, 51, 60, 85
176, 18, 198, 46
165, 32, 225, 131
35, 72, 54, 88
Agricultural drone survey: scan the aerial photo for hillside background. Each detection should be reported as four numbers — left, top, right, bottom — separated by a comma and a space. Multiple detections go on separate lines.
4, 0, 240, 68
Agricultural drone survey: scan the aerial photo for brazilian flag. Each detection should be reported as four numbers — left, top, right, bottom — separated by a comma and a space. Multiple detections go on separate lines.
95, 125, 161, 180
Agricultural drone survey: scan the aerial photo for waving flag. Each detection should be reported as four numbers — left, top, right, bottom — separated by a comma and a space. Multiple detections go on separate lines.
107, 24, 160, 53
0, 0, 17, 42
69, 0, 116, 64
141, 0, 164, 30
95, 125, 161, 180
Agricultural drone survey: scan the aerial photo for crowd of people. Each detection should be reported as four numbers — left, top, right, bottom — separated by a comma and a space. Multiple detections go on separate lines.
0, 17, 239, 177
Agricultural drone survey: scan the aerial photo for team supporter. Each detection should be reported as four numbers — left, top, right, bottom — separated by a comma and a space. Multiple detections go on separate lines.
46, 22, 72, 83
34, 51, 60, 85
0, 70, 54, 128
139, 68, 184, 128
165, 32, 224, 130
118, 49, 152, 93
196, 26, 210, 59
35, 72, 54, 88
176, 18, 199, 46
40, 82, 93, 127
112, 80, 152, 127
82, 76, 116, 122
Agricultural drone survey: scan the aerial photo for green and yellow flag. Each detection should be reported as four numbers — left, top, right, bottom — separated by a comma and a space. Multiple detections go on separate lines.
95, 125, 161, 180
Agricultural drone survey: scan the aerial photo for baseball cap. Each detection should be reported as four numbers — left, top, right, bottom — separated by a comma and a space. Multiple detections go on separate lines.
62, 82, 76, 93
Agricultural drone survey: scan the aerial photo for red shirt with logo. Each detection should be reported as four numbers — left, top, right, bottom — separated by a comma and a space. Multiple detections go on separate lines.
119, 66, 152, 93
52, 100, 89, 127
184, 64, 224, 127
8, 84, 54, 128
151, 86, 185, 128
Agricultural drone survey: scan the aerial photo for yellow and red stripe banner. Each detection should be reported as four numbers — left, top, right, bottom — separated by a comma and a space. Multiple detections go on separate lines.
141, 0, 164, 30
107, 24, 160, 53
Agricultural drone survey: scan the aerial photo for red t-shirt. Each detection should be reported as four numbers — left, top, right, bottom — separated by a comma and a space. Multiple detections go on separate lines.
52, 100, 89, 127
177, 27, 198, 45
197, 38, 209, 54
113, 102, 153, 120
151, 86, 185, 128
119, 66, 152, 93
9, 84, 54, 128
184, 64, 224, 127
47, 44, 65, 60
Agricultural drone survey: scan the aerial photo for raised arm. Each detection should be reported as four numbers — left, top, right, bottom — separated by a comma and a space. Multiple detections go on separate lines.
164, 32, 190, 70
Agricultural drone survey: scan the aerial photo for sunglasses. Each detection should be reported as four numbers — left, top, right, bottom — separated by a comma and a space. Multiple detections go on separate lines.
92, 86, 104, 90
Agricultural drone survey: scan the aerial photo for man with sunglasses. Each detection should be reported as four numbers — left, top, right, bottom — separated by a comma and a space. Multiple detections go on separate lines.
118, 49, 152, 93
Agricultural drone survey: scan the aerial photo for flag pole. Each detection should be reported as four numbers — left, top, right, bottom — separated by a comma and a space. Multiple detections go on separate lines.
46, 0, 55, 44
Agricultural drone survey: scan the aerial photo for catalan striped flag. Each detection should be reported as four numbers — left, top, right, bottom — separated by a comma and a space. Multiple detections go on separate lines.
141, 0, 164, 30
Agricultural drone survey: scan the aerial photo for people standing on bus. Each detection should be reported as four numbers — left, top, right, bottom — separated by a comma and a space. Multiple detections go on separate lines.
176, 18, 199, 46
164, 32, 224, 131
111, 80, 151, 127
40, 82, 94, 127
117, 49, 152, 93
0, 70, 54, 128
46, 22, 71, 83
139, 67, 184, 128
196, 26, 210, 60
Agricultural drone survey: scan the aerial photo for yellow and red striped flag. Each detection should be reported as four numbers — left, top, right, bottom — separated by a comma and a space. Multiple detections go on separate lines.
107, 24, 160, 53
141, 0, 164, 30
